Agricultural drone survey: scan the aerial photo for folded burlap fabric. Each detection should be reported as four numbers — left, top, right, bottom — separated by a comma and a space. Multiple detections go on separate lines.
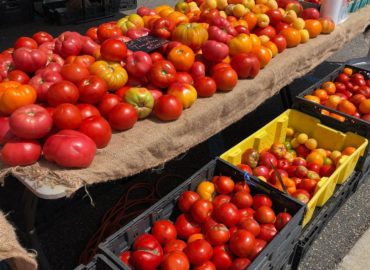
0, 212, 37, 270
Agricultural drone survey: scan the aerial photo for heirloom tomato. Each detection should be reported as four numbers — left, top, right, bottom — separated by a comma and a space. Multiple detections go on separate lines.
0, 81, 37, 114
2, 139, 41, 166
89, 61, 128, 90
167, 45, 195, 72
148, 60, 176, 89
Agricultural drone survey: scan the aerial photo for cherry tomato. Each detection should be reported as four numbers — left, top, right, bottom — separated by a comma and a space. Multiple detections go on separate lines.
191, 199, 213, 223
254, 206, 276, 224
78, 116, 111, 149
232, 191, 253, 209
214, 203, 240, 228
108, 103, 138, 131
178, 191, 200, 213
53, 103, 82, 130
184, 239, 213, 266
175, 214, 201, 240
151, 220, 177, 245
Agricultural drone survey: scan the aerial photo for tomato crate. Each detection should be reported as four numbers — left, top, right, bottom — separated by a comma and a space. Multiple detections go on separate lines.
74, 254, 119, 270
99, 158, 305, 270
220, 109, 368, 226
292, 64, 370, 173
291, 171, 360, 269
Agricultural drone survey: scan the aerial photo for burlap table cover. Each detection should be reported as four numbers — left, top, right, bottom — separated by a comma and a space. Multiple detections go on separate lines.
0, 212, 37, 270
1, 6, 370, 195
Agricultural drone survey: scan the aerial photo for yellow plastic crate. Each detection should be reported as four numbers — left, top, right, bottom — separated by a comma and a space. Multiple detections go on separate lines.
220, 109, 368, 226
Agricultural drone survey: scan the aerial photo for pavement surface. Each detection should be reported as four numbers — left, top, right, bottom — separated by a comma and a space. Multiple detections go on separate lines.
1, 1, 370, 270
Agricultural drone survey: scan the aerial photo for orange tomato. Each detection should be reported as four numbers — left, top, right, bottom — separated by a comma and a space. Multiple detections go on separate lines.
338, 100, 356, 115
154, 5, 173, 14
330, 113, 345, 122
319, 18, 335, 34
252, 4, 270, 14
228, 0, 244, 3
250, 34, 262, 48
251, 46, 272, 68
342, 147, 356, 156
322, 81, 336, 95
304, 19, 322, 38
359, 99, 370, 114
313, 148, 327, 158
243, 12, 257, 30
168, 45, 195, 72
0, 81, 37, 114
264, 41, 278, 57
228, 33, 253, 56
187, 11, 201, 22
280, 27, 301, 48
313, 89, 329, 101
343, 67, 353, 76
325, 95, 341, 109
172, 23, 209, 51
166, 11, 189, 25
159, 8, 175, 18
227, 16, 238, 23
187, 233, 205, 243
306, 152, 324, 166
143, 15, 160, 28
304, 95, 320, 103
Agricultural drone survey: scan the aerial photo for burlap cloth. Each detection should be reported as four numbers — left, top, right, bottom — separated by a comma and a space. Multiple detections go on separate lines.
0, 212, 37, 270
1, 6, 370, 196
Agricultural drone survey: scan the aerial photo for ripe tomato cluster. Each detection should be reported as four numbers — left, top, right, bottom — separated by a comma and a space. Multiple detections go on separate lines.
237, 127, 357, 204
0, 0, 335, 168
119, 176, 292, 270
304, 67, 370, 122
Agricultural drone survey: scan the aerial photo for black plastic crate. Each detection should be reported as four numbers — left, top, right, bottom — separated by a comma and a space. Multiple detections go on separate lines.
292, 64, 370, 173
119, 0, 136, 10
99, 158, 305, 270
74, 254, 119, 270
0, 0, 34, 25
291, 172, 360, 269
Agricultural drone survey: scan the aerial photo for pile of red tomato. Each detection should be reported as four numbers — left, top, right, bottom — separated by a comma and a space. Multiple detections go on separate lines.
0, 0, 335, 168
119, 176, 292, 270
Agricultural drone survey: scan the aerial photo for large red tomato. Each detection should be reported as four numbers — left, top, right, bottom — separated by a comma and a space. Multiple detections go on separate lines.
53, 103, 82, 130
175, 214, 201, 240
97, 23, 123, 42
194, 77, 217, 97
151, 220, 177, 245
205, 224, 230, 245
148, 60, 177, 89
214, 203, 240, 228
7, 70, 30, 84
130, 234, 163, 270
32, 32, 53, 45
0, 117, 15, 145
126, 51, 153, 78
78, 116, 111, 149
211, 245, 234, 270
13, 48, 48, 73
212, 67, 238, 92
47, 80, 80, 106
1, 139, 41, 166
97, 93, 121, 118
61, 63, 90, 83
178, 191, 200, 213
108, 103, 138, 131
77, 104, 101, 120
184, 239, 213, 266
77, 75, 108, 104
191, 199, 214, 223
154, 95, 183, 121
14, 37, 38, 49
100, 39, 128, 62
229, 229, 256, 258
161, 251, 190, 270
230, 53, 260, 79
9, 104, 52, 139
202, 40, 229, 63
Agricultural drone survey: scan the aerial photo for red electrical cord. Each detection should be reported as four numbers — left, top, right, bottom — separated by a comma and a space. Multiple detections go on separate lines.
79, 173, 186, 265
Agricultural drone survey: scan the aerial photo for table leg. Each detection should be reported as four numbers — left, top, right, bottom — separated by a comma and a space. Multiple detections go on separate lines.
18, 188, 52, 270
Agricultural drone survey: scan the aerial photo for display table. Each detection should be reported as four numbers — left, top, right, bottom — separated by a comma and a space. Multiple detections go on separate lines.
0, 212, 37, 270
1, 6, 370, 199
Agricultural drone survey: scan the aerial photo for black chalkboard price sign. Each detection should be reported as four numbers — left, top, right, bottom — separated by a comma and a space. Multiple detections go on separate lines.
126, 35, 169, 53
